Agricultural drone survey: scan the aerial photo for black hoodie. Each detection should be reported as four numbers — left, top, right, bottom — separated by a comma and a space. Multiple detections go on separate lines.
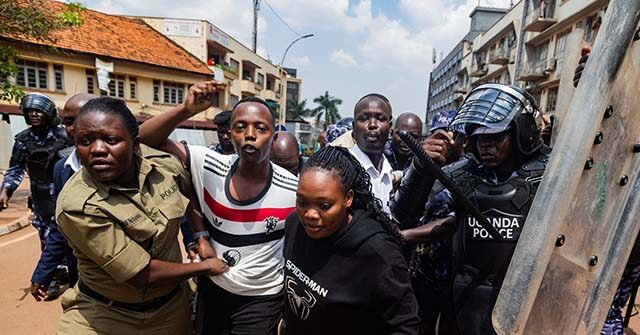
283, 209, 419, 335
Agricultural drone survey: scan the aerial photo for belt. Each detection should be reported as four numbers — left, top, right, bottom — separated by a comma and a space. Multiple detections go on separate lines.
78, 281, 179, 312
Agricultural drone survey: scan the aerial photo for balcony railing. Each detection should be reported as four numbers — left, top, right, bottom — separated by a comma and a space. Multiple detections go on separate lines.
453, 83, 468, 94
221, 65, 238, 79
524, 0, 557, 32
517, 59, 549, 82
489, 48, 510, 65
470, 63, 488, 78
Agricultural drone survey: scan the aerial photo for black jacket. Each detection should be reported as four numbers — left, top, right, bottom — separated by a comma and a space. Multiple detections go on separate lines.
283, 209, 419, 335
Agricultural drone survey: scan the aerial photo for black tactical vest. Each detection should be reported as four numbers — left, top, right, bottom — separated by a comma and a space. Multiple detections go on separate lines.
441, 154, 548, 285
14, 127, 72, 219
440, 154, 547, 335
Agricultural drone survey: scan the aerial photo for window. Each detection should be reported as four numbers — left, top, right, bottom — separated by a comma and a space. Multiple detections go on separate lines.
266, 77, 274, 90
106, 74, 125, 98
153, 80, 160, 102
16, 60, 48, 89
212, 91, 221, 107
54, 65, 64, 91
230, 94, 239, 107
257, 73, 264, 87
229, 59, 239, 74
86, 69, 95, 94
163, 82, 185, 105
129, 77, 137, 100
546, 87, 558, 113
554, 30, 571, 74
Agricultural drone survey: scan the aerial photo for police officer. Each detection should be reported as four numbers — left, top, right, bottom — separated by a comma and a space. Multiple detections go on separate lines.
0, 93, 72, 247
30, 93, 97, 302
56, 97, 227, 334
212, 110, 234, 154
392, 83, 549, 335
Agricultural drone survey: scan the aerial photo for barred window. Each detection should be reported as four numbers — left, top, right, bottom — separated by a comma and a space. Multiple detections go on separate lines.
16, 60, 48, 89
86, 69, 95, 94
105, 74, 125, 98
54, 64, 64, 91
163, 82, 185, 105
129, 77, 137, 100
153, 80, 160, 102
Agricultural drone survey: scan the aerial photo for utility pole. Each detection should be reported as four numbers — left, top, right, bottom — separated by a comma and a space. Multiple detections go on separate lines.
252, 0, 260, 53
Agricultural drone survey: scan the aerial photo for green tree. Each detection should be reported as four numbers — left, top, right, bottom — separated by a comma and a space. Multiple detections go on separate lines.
312, 91, 342, 129
0, 0, 85, 102
286, 98, 313, 120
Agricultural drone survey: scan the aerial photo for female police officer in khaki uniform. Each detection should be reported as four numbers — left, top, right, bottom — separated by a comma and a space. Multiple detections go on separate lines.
55, 97, 227, 334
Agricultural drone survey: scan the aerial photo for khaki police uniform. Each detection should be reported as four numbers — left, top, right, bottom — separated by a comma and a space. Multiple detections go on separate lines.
56, 144, 193, 335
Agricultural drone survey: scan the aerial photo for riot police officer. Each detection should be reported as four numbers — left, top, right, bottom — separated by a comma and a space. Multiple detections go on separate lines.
0, 93, 72, 247
392, 83, 550, 335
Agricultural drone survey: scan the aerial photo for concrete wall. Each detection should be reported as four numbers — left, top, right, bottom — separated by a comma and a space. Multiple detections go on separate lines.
0, 43, 215, 168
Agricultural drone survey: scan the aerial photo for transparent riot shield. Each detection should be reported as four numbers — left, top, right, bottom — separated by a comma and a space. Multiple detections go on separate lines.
492, 0, 640, 334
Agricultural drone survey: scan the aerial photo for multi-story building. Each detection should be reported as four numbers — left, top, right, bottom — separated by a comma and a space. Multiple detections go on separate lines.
433, 0, 609, 122
426, 7, 508, 123
469, 1, 525, 90
515, 0, 606, 114
139, 17, 303, 121
0, 2, 215, 167
283, 67, 302, 110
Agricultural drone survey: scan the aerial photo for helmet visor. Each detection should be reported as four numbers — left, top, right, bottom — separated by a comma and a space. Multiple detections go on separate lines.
449, 84, 527, 134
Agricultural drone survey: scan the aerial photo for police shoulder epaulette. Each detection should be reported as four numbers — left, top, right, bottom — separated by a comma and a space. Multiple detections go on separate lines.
521, 153, 548, 173
431, 157, 473, 194
442, 156, 474, 179
14, 128, 32, 141
140, 144, 173, 159
57, 172, 97, 213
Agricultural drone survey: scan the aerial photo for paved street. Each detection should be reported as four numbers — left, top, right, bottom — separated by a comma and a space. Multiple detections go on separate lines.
0, 226, 60, 334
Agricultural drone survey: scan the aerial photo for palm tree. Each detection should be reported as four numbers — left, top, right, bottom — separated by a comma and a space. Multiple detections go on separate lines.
312, 91, 342, 129
286, 98, 312, 120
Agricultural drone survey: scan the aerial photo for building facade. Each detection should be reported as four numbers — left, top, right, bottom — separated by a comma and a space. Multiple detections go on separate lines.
426, 7, 508, 123
0, 2, 216, 168
140, 17, 303, 121
429, 0, 609, 124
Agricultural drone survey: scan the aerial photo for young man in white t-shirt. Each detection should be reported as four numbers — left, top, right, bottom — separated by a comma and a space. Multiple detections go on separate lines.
140, 81, 297, 334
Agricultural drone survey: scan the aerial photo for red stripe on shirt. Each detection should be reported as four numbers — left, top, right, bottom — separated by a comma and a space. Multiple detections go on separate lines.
203, 187, 295, 223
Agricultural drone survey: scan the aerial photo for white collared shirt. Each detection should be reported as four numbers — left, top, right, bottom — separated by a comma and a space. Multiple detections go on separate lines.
349, 145, 393, 214
64, 149, 82, 172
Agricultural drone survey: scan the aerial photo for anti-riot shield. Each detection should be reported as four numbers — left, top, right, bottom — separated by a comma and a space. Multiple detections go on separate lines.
492, 0, 640, 334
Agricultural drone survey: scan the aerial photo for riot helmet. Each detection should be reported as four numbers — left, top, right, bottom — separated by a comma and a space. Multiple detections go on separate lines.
449, 83, 544, 156
20, 93, 58, 127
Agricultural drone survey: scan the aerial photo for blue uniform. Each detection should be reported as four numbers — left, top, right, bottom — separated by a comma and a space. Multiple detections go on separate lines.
3, 126, 69, 244
31, 155, 78, 287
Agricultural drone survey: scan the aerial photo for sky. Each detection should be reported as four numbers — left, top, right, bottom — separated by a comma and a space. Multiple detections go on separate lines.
82, 0, 514, 122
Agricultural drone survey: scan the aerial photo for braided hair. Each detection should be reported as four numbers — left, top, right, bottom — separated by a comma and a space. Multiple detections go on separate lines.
302, 146, 403, 245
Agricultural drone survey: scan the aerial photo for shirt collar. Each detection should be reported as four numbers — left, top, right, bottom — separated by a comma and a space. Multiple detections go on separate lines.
350, 145, 393, 177
64, 149, 82, 172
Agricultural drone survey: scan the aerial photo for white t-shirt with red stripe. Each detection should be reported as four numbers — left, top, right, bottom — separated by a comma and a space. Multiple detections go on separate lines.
187, 145, 298, 296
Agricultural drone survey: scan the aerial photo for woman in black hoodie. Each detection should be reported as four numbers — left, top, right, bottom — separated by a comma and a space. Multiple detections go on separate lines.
283, 146, 419, 335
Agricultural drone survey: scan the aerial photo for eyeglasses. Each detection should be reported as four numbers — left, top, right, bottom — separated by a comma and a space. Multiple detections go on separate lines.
62, 117, 75, 127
